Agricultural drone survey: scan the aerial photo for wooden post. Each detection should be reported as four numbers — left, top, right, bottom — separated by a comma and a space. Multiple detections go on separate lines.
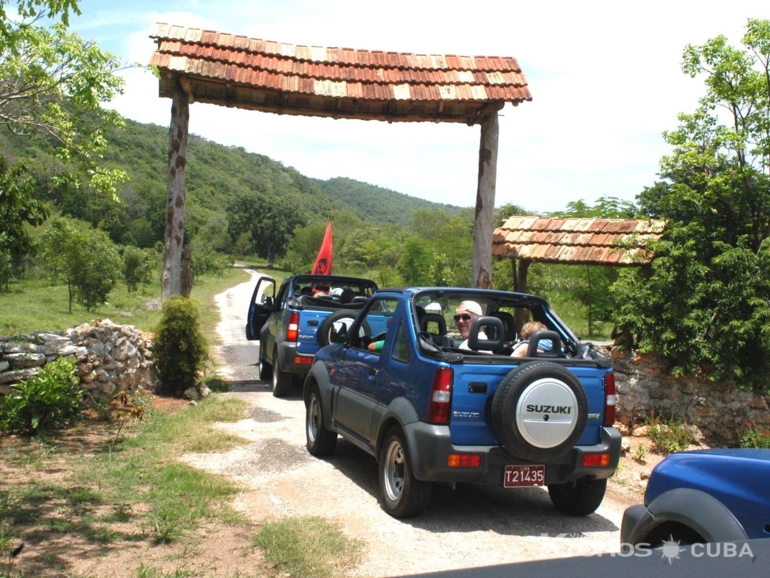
514, 259, 530, 332
472, 113, 499, 288
181, 243, 193, 298
161, 83, 190, 300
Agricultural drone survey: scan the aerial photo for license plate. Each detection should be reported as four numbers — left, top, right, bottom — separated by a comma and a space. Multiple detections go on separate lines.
504, 464, 545, 487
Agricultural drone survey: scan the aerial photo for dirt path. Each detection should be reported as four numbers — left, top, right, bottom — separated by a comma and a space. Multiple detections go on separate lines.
187, 269, 647, 576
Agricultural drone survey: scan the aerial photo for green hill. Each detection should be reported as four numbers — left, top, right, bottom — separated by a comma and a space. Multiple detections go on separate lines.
0, 119, 464, 247
313, 177, 464, 227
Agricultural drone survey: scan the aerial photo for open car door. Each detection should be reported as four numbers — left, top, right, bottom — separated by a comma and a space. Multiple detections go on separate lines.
245, 276, 276, 340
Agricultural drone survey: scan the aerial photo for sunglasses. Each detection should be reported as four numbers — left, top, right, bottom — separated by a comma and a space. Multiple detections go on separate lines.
453, 314, 473, 322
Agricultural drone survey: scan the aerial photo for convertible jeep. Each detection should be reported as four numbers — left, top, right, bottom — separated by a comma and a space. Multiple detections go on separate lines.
303, 287, 621, 518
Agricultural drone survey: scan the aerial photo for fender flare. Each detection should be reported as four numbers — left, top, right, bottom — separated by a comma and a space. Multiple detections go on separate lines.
623, 488, 748, 545
374, 396, 420, 457
305, 359, 335, 431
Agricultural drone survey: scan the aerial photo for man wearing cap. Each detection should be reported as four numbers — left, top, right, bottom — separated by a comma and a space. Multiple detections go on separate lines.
454, 300, 483, 350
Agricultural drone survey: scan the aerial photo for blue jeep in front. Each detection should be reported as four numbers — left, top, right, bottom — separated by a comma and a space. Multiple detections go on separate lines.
621, 449, 770, 548
303, 287, 621, 518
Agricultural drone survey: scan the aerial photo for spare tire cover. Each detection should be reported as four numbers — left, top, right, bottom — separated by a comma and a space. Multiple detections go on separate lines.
491, 361, 588, 463
318, 309, 365, 347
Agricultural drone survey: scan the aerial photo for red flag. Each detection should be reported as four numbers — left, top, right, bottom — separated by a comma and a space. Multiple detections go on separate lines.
311, 219, 333, 275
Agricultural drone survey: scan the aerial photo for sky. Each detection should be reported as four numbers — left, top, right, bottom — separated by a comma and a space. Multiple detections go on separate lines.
68, 0, 770, 214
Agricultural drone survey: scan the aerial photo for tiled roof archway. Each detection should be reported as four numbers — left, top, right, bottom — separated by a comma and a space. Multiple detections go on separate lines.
149, 23, 532, 124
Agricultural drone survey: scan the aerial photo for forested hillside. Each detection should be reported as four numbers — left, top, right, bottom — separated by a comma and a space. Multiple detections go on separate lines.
0, 119, 463, 250
314, 177, 462, 226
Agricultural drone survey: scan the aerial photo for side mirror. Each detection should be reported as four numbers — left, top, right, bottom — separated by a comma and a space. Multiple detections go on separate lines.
262, 296, 274, 309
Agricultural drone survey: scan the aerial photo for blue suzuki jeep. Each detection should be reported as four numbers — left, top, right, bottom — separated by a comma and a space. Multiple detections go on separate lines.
303, 287, 621, 518
621, 449, 770, 548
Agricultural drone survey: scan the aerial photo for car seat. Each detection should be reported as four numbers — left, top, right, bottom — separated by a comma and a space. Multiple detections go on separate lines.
421, 313, 452, 347
489, 311, 517, 343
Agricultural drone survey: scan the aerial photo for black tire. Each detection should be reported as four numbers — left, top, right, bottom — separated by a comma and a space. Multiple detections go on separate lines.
379, 427, 432, 518
271, 347, 293, 398
318, 310, 368, 347
258, 343, 272, 380
491, 361, 588, 463
305, 385, 337, 456
548, 477, 607, 516
639, 523, 706, 549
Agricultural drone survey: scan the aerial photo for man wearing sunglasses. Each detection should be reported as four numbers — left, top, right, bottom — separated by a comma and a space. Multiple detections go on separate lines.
454, 300, 483, 350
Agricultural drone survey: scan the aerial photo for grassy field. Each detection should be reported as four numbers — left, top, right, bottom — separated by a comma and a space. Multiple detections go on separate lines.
0, 265, 265, 340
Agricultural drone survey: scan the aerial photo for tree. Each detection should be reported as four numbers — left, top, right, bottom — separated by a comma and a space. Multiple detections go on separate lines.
38, 216, 122, 311
0, 155, 46, 289
226, 191, 307, 268
613, 19, 770, 389
0, 1, 128, 197
398, 237, 432, 285
122, 245, 156, 293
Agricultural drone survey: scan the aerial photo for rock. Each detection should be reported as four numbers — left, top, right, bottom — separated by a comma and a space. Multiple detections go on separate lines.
621, 437, 631, 452
145, 299, 162, 311
184, 387, 201, 400
0, 368, 38, 384
5, 353, 46, 368
3, 342, 40, 354
198, 383, 211, 397
683, 424, 703, 443
631, 425, 649, 437
100, 383, 116, 396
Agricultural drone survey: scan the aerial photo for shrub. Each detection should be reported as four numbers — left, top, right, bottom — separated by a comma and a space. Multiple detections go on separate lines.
153, 296, 208, 397
190, 242, 232, 277
739, 424, 770, 449
0, 358, 82, 435
645, 412, 695, 455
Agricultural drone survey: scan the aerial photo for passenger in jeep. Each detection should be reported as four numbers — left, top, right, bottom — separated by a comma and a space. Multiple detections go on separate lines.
511, 321, 550, 358
454, 300, 482, 350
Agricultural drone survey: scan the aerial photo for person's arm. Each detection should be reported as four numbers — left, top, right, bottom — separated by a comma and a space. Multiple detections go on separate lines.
511, 340, 528, 358
368, 340, 384, 352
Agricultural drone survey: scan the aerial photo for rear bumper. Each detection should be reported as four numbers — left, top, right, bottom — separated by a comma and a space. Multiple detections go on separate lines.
276, 341, 314, 375
404, 424, 622, 485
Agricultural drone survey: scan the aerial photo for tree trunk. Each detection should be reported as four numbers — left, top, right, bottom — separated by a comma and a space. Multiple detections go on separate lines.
586, 265, 593, 337
514, 259, 530, 332
181, 243, 193, 298
472, 113, 499, 289
162, 84, 190, 300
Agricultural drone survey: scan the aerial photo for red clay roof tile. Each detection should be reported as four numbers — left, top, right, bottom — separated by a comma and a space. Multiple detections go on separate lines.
492, 216, 665, 265
150, 23, 530, 121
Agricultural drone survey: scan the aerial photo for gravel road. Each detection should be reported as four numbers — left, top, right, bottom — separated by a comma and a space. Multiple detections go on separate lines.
187, 267, 638, 577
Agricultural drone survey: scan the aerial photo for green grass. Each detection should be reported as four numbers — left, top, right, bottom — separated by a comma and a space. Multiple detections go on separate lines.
1, 395, 250, 555
0, 266, 250, 338
83, 396, 250, 541
254, 517, 364, 578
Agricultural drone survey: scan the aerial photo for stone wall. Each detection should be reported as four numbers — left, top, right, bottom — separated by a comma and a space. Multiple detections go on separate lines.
0, 320, 156, 400
606, 346, 770, 445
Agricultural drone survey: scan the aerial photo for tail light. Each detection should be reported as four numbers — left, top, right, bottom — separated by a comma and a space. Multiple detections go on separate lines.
427, 368, 453, 425
603, 372, 616, 427
287, 311, 299, 342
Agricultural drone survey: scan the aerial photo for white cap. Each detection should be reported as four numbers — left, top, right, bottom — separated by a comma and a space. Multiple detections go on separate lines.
456, 300, 482, 316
